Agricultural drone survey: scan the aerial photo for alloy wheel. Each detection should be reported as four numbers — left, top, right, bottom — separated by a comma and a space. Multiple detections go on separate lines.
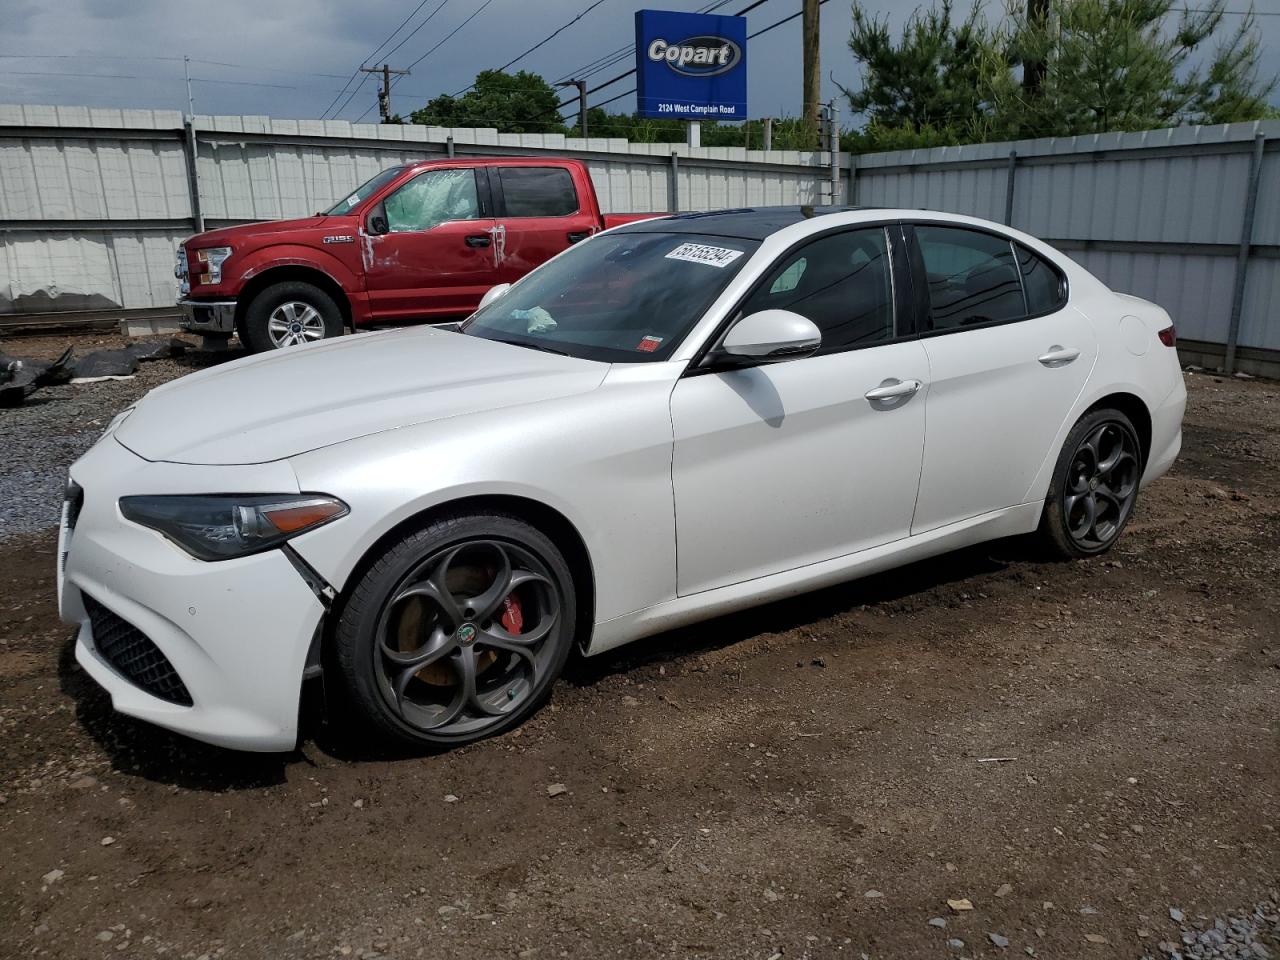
1063, 420, 1140, 551
267, 301, 327, 348
372, 539, 562, 739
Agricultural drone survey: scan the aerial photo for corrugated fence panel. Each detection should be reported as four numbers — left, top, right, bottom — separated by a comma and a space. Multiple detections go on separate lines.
1241, 260, 1280, 350
1066, 247, 1238, 345
4, 104, 1276, 355
852, 120, 1280, 356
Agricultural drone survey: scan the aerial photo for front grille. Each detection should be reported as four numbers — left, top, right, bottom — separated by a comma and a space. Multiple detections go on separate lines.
82, 594, 193, 706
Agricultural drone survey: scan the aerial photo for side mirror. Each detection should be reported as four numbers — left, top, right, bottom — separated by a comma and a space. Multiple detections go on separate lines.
477, 283, 511, 310
713, 309, 822, 366
367, 206, 389, 236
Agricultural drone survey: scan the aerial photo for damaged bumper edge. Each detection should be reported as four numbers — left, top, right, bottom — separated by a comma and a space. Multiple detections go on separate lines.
178, 298, 237, 335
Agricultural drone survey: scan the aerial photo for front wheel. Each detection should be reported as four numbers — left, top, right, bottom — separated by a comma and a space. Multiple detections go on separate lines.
333, 512, 577, 748
241, 281, 344, 353
1038, 408, 1143, 559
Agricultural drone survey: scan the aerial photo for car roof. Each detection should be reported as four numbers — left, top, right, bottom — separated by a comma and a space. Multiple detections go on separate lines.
613, 206, 884, 241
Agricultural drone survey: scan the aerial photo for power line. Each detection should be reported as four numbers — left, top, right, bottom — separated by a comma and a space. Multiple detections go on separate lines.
378, 0, 453, 63
404, 0, 499, 73
321, 0, 449, 120
453, 0, 614, 97
0, 67, 301, 89
0, 53, 352, 80
353, 0, 499, 121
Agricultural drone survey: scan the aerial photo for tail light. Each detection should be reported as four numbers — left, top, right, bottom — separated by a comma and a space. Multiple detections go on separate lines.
1157, 325, 1176, 347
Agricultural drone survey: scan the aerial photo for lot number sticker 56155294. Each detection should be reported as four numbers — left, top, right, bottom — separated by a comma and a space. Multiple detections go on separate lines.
665, 242, 745, 268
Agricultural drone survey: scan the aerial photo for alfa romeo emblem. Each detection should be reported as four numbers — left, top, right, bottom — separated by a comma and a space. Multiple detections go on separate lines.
457, 623, 478, 646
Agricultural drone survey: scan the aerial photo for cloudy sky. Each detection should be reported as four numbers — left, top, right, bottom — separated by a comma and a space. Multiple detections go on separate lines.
0, 0, 1277, 127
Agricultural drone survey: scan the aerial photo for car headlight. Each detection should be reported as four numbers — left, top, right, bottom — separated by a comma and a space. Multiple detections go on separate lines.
119, 494, 348, 561
195, 246, 232, 285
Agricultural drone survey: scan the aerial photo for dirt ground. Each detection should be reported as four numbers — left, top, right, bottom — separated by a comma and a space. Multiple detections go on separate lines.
0, 345, 1276, 960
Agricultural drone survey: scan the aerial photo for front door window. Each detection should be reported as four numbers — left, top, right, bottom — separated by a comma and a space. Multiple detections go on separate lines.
384, 169, 482, 233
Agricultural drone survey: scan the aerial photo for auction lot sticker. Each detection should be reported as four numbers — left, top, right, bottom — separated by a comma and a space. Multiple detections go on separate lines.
665, 242, 745, 268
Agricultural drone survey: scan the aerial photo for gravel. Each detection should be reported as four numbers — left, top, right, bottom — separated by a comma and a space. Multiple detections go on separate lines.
1147, 898, 1280, 960
0, 352, 200, 542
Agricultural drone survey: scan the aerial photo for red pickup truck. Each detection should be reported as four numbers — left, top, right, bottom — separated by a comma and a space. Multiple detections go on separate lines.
176, 157, 658, 352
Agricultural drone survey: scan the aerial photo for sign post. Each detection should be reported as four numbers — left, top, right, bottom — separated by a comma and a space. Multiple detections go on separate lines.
635, 9, 748, 122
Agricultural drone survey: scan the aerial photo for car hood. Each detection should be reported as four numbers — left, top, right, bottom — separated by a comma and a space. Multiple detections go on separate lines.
184, 216, 341, 247
115, 327, 609, 465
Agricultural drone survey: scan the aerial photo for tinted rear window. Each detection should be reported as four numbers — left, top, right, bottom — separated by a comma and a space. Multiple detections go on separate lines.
499, 167, 579, 218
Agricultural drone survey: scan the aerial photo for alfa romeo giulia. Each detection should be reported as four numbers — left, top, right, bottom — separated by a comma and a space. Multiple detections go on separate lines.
58, 207, 1186, 751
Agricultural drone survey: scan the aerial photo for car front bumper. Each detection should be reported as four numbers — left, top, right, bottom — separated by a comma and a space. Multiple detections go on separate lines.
58, 436, 324, 752
178, 298, 238, 335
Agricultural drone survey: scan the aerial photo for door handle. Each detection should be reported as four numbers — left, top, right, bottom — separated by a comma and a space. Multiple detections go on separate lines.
864, 378, 922, 401
465, 234, 491, 248
566, 230, 591, 244
1038, 345, 1080, 366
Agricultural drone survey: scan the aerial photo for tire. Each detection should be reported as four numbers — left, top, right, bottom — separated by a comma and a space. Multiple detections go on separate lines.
1037, 408, 1143, 559
333, 511, 577, 748
240, 281, 344, 353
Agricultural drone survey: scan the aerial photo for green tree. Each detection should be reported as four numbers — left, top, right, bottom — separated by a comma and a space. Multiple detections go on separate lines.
1001, 0, 1277, 136
840, 1, 1007, 139
409, 70, 567, 134
842, 0, 1276, 151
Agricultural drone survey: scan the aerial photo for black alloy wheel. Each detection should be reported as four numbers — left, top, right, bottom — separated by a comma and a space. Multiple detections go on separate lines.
334, 513, 576, 747
1040, 408, 1143, 559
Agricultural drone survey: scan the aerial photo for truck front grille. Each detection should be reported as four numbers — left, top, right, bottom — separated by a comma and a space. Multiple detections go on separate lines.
83, 594, 193, 707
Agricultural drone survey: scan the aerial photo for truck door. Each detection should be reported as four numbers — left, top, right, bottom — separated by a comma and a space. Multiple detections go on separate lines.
491, 165, 599, 284
363, 166, 498, 321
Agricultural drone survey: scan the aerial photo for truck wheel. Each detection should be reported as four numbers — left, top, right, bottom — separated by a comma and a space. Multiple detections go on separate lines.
241, 281, 344, 352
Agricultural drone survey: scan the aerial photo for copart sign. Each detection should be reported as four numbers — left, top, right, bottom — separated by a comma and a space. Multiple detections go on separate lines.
635, 9, 747, 120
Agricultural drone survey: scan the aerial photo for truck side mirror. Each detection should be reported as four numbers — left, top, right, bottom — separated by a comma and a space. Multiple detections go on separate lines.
368, 207, 389, 236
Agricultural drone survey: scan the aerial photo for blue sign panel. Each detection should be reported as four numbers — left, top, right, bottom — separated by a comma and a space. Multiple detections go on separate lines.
635, 9, 747, 121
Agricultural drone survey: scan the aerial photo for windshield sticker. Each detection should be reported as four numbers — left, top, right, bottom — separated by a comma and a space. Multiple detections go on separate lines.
636, 335, 663, 353
664, 242, 745, 268
344, 193, 360, 209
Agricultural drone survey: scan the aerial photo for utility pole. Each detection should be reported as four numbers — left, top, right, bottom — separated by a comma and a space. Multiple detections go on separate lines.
361, 63, 410, 123
1022, 0, 1049, 95
802, 0, 821, 149
183, 55, 195, 117
557, 79, 588, 137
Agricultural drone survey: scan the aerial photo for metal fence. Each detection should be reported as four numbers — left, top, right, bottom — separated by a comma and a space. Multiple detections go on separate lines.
0, 104, 837, 323
2, 104, 1277, 374
849, 120, 1280, 374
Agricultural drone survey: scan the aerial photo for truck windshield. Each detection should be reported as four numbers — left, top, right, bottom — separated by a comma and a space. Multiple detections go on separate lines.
322, 166, 405, 215
461, 231, 760, 363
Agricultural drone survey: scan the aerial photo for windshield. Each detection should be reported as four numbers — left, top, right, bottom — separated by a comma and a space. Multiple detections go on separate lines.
322, 166, 405, 215
462, 231, 759, 362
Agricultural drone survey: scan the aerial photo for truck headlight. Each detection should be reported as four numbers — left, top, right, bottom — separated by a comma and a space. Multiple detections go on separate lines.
119, 494, 348, 561
195, 246, 232, 285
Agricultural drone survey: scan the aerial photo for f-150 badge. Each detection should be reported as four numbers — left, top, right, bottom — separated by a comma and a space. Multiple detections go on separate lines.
323, 235, 354, 244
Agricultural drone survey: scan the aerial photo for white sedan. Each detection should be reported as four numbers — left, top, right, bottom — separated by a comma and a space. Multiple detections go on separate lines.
58, 208, 1186, 751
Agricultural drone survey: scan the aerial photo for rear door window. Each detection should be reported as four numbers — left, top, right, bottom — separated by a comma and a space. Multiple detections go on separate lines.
1017, 243, 1068, 315
914, 226, 1025, 330
498, 167, 579, 218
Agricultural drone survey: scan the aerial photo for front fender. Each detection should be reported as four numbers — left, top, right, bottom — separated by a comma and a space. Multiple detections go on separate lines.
234, 244, 362, 293
283, 382, 680, 627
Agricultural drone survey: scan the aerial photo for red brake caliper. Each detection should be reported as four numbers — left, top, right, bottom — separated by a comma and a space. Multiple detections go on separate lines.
500, 592, 524, 634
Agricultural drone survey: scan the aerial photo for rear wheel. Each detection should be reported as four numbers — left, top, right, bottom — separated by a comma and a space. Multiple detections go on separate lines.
333, 512, 576, 748
1038, 408, 1143, 559
241, 281, 343, 353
